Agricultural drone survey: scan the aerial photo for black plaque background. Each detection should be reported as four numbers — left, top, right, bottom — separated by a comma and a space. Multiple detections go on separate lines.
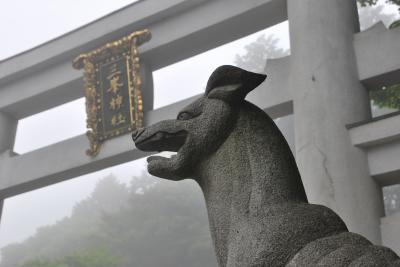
97, 56, 132, 139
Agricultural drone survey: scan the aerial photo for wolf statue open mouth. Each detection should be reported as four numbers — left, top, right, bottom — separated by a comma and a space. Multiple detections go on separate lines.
132, 65, 400, 267
134, 129, 187, 170
134, 129, 187, 154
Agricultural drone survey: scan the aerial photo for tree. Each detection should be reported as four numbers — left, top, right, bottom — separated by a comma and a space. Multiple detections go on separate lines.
358, 0, 400, 11
20, 259, 55, 267
358, 4, 396, 29
19, 247, 119, 267
1, 174, 217, 267
370, 86, 400, 110
97, 178, 217, 267
1, 175, 130, 267
234, 34, 289, 73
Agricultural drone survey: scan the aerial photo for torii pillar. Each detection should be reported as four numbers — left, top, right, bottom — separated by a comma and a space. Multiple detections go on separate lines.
288, 0, 383, 243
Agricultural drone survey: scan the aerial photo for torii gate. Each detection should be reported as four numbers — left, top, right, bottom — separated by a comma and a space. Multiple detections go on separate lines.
0, 0, 399, 253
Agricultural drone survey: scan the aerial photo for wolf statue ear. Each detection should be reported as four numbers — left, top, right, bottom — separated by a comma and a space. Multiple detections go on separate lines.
206, 65, 266, 102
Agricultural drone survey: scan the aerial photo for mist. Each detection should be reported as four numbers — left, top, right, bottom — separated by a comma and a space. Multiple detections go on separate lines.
0, 0, 399, 266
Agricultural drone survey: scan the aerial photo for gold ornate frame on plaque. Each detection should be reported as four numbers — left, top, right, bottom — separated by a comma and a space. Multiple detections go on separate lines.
73, 29, 151, 157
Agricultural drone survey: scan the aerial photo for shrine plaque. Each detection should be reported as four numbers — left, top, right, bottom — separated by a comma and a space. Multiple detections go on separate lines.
73, 29, 151, 157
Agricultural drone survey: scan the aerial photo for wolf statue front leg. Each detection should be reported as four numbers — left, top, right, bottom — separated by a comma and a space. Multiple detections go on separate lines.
132, 65, 400, 267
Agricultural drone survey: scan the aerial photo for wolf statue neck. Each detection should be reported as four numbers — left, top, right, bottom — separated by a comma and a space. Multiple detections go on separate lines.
197, 100, 307, 206
197, 102, 340, 266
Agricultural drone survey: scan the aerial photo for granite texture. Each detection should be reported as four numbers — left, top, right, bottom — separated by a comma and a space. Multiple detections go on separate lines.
132, 65, 400, 266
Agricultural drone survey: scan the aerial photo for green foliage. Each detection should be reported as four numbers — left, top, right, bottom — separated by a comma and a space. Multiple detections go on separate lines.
358, 0, 379, 7
19, 247, 119, 267
20, 259, 56, 267
358, 0, 400, 10
61, 247, 119, 267
97, 178, 216, 267
370, 85, 400, 110
389, 19, 400, 28
1, 174, 217, 267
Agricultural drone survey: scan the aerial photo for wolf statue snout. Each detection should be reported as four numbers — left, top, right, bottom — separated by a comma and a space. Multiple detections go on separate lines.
131, 128, 144, 141
132, 65, 399, 266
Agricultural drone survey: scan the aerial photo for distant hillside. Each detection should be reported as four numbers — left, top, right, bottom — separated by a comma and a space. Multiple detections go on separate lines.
0, 173, 218, 267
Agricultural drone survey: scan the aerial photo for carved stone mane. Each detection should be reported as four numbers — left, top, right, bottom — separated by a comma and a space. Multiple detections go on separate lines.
132, 65, 400, 266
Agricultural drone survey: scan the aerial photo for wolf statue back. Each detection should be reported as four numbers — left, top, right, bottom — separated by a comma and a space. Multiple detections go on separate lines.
132, 65, 400, 267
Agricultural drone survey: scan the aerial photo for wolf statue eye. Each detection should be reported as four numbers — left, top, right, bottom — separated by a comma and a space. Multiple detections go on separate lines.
177, 112, 192, 120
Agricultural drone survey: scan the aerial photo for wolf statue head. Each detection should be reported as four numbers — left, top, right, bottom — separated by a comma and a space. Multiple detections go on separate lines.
132, 65, 399, 267
133, 65, 268, 181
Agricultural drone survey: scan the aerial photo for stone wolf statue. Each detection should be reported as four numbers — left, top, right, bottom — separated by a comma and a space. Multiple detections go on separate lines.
132, 65, 400, 266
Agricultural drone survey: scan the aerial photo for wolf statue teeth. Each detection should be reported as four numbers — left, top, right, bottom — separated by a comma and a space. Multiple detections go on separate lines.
132, 65, 400, 267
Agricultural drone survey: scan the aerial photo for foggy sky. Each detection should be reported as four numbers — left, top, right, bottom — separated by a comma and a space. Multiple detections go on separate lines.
0, 0, 398, 257
0, 0, 290, 250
